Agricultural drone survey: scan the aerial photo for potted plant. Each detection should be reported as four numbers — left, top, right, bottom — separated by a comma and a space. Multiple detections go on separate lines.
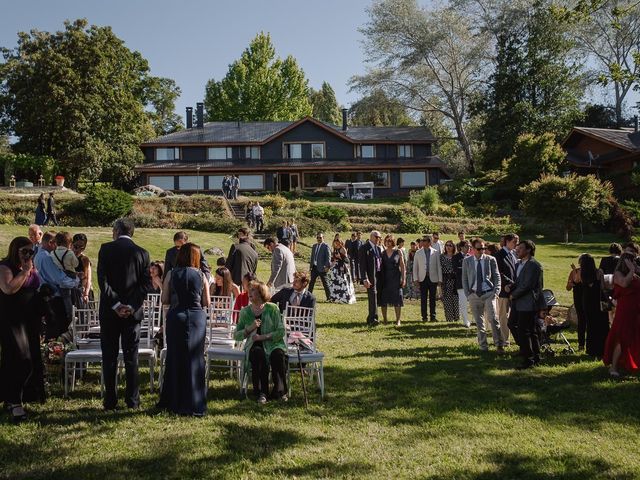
55, 175, 65, 187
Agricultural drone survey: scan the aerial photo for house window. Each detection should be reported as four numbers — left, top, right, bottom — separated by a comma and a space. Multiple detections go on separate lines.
239, 174, 264, 190
362, 171, 389, 187
333, 172, 360, 183
311, 143, 325, 159
207, 175, 225, 190
148, 176, 175, 190
156, 148, 179, 161
401, 171, 426, 187
177, 175, 204, 190
357, 145, 376, 158
245, 146, 260, 159
398, 145, 413, 158
207, 147, 233, 160
303, 172, 331, 188
284, 143, 302, 159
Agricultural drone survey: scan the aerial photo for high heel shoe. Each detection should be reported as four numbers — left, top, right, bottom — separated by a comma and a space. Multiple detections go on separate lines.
609, 368, 620, 378
8, 404, 27, 423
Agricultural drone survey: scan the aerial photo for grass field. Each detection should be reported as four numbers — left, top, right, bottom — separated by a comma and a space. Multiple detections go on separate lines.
0, 225, 638, 479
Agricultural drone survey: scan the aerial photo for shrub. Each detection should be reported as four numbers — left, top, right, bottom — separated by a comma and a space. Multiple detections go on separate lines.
0, 213, 13, 224
436, 202, 467, 218
288, 199, 311, 210
180, 214, 244, 234
304, 205, 348, 225
396, 205, 437, 233
15, 214, 31, 226
84, 185, 133, 225
261, 194, 288, 213
265, 216, 331, 238
408, 187, 440, 214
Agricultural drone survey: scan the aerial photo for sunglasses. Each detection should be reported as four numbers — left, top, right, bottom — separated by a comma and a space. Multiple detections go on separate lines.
19, 248, 35, 256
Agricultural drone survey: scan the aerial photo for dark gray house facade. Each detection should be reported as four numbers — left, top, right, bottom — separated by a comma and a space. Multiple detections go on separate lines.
136, 109, 450, 196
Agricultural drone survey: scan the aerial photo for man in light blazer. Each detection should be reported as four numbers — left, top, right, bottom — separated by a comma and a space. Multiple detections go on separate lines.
510, 239, 545, 369
413, 235, 442, 322
309, 232, 331, 300
462, 238, 504, 353
264, 237, 296, 292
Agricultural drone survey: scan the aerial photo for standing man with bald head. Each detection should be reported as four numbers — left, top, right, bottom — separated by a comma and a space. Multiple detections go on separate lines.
359, 230, 383, 326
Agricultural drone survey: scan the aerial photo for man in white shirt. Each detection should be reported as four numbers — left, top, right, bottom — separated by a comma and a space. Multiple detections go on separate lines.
432, 232, 444, 254
252, 202, 264, 233
462, 238, 504, 353
413, 235, 442, 322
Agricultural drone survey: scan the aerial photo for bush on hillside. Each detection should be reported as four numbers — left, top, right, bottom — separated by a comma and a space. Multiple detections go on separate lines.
408, 187, 440, 214
265, 216, 331, 238
181, 214, 244, 234
396, 205, 437, 233
261, 194, 288, 213
84, 185, 133, 225
303, 204, 348, 225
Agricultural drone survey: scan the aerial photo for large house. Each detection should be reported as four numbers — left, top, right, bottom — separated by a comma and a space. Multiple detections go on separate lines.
135, 104, 450, 196
562, 124, 640, 198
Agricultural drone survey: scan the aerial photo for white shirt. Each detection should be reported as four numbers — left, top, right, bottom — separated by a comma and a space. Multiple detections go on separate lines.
252, 205, 264, 216
515, 258, 528, 278
473, 255, 491, 292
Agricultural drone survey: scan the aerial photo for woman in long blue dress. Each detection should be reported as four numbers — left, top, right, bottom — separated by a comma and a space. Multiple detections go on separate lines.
34, 194, 46, 226
159, 243, 210, 416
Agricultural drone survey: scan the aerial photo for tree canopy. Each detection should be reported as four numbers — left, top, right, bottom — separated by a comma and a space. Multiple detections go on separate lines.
349, 90, 415, 127
204, 32, 312, 122
309, 82, 342, 124
0, 19, 177, 187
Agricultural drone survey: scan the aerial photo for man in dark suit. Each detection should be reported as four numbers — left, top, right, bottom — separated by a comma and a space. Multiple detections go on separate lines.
163, 231, 211, 280
359, 230, 383, 326
97, 218, 152, 410
225, 227, 258, 287
45, 192, 58, 226
308, 232, 331, 300
271, 271, 317, 313
494, 233, 518, 346
510, 239, 545, 369
347, 231, 363, 282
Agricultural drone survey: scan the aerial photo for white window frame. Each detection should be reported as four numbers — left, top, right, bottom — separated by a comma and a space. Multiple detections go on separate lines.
245, 146, 260, 159
398, 145, 413, 158
284, 143, 303, 159
155, 147, 180, 161
207, 147, 233, 160
311, 143, 325, 159
148, 176, 175, 190
239, 174, 265, 190
358, 145, 376, 159
177, 175, 204, 191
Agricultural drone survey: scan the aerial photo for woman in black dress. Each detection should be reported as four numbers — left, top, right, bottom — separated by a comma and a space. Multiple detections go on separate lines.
327, 238, 356, 304
566, 256, 587, 350
159, 243, 211, 416
439, 240, 459, 323
579, 254, 610, 358
0, 237, 44, 421
380, 234, 406, 326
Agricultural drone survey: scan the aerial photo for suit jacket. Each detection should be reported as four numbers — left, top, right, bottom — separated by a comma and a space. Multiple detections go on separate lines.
225, 240, 258, 285
599, 255, 619, 276
309, 242, 330, 273
412, 247, 443, 284
163, 246, 211, 279
452, 252, 467, 290
348, 239, 363, 260
511, 258, 545, 312
358, 241, 383, 286
276, 226, 291, 242
268, 244, 296, 289
462, 254, 501, 298
97, 237, 151, 322
270, 287, 316, 313
46, 196, 55, 213
494, 247, 516, 298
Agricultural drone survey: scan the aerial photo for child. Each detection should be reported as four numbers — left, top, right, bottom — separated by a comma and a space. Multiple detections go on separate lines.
51, 231, 79, 277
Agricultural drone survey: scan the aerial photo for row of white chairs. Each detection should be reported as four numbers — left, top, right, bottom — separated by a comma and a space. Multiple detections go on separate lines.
64, 294, 325, 400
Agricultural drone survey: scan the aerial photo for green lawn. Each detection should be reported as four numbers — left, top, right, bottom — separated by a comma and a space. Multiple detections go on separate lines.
0, 225, 637, 479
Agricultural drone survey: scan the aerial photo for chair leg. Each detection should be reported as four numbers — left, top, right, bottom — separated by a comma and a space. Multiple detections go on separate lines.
319, 362, 325, 399
149, 358, 155, 393
64, 361, 69, 398
71, 364, 77, 392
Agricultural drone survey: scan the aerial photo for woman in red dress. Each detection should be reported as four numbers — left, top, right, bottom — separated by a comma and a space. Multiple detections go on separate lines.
603, 253, 640, 377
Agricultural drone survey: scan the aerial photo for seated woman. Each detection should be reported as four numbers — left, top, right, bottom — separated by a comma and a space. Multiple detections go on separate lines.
149, 261, 165, 294
235, 281, 287, 404
233, 272, 257, 322
212, 267, 241, 299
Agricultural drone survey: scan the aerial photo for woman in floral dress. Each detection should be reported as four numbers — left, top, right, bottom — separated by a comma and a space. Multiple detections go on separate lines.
327, 238, 356, 304
439, 240, 459, 322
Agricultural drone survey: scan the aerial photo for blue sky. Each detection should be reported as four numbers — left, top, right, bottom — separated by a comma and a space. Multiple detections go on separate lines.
1, 0, 374, 120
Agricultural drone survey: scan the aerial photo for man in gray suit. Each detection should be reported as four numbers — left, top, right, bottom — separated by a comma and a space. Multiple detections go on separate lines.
263, 237, 296, 292
462, 238, 505, 353
309, 232, 331, 300
510, 239, 545, 369
413, 235, 442, 322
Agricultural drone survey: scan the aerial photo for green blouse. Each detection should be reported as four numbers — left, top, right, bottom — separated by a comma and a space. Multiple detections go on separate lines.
235, 302, 286, 359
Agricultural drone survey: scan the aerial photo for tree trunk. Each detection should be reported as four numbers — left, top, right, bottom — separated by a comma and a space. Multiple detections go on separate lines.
454, 120, 476, 174
564, 226, 569, 245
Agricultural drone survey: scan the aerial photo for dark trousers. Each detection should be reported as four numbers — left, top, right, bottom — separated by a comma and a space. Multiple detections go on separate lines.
420, 279, 438, 320
574, 288, 586, 348
366, 284, 379, 324
309, 269, 330, 300
0, 321, 32, 405
100, 317, 141, 409
249, 345, 288, 398
255, 215, 264, 233
45, 212, 58, 226
350, 258, 360, 281
516, 310, 540, 366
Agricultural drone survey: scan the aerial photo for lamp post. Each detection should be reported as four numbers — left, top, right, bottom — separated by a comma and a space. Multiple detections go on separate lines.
196, 165, 201, 194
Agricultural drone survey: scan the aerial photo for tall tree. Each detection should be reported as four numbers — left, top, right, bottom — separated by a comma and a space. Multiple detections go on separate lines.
309, 82, 342, 124
477, 1, 584, 169
0, 19, 172, 187
349, 90, 415, 126
144, 77, 183, 136
204, 32, 312, 121
575, 0, 640, 127
352, 0, 491, 173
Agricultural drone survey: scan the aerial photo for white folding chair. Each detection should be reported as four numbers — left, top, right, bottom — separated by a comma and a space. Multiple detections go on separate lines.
206, 297, 244, 390
284, 304, 325, 399
158, 305, 169, 393
136, 305, 157, 393
144, 293, 162, 335
64, 303, 101, 398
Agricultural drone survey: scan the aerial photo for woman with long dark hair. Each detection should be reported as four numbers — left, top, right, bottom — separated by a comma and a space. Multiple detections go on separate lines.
71, 233, 93, 306
440, 240, 459, 323
34, 194, 46, 226
212, 267, 240, 298
579, 254, 610, 358
566, 255, 587, 351
159, 243, 211, 415
603, 253, 640, 377
0, 237, 43, 421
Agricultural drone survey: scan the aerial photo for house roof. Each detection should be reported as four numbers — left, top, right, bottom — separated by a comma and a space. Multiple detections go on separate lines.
141, 117, 435, 146
564, 127, 640, 152
135, 156, 448, 172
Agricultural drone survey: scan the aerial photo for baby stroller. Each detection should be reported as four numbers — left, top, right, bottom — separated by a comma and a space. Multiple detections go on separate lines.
538, 289, 575, 356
